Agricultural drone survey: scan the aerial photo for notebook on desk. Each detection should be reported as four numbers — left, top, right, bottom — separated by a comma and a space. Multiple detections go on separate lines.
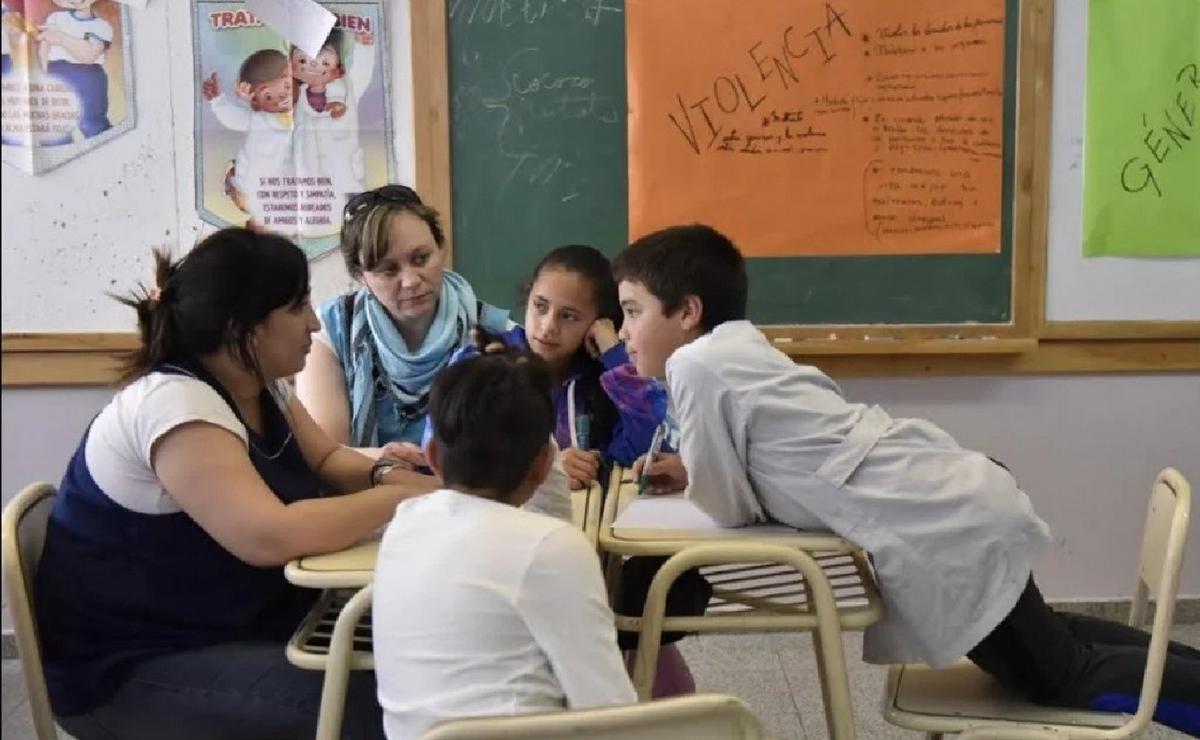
612, 493, 816, 537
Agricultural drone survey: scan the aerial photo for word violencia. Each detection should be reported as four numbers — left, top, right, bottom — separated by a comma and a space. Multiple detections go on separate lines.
667, 2, 852, 155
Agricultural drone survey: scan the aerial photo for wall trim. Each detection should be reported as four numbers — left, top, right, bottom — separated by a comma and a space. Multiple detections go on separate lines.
4, 332, 1199, 386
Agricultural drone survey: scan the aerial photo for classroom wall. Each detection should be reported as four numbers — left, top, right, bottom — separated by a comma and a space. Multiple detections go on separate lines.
3, 374, 1196, 626
0, 0, 417, 331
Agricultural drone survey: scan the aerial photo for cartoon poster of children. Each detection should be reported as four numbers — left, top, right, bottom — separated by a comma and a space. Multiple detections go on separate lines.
193, 1, 394, 258
0, 0, 135, 174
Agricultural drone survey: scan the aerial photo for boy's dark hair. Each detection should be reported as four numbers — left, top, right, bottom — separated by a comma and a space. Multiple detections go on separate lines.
239, 49, 289, 86
428, 352, 555, 497
613, 224, 748, 331
116, 228, 310, 385
520, 244, 621, 452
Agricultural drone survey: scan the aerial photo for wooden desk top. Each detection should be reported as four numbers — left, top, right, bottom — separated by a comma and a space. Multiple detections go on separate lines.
285, 483, 598, 589
599, 468, 855, 556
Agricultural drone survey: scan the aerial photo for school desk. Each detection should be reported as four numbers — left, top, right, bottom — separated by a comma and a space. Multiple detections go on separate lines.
599, 467, 882, 740
284, 482, 601, 590
283, 483, 602, 673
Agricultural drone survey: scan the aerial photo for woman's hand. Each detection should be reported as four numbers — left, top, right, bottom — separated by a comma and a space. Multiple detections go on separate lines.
560, 447, 601, 490
584, 318, 619, 359
380, 441, 427, 469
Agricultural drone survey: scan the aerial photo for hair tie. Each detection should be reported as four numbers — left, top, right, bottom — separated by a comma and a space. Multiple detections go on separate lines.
148, 286, 163, 305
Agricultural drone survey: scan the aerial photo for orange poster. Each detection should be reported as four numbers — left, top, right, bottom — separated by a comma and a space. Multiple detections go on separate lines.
627, 0, 1007, 257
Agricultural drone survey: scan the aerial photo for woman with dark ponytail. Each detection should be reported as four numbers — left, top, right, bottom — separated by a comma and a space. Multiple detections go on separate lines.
35, 228, 434, 739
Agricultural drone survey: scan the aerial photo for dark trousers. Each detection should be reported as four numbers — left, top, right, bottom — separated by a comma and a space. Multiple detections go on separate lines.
56, 641, 384, 740
968, 579, 1200, 735
615, 556, 713, 650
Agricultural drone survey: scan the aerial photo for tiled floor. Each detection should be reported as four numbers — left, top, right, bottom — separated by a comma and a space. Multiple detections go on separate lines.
4, 624, 1198, 739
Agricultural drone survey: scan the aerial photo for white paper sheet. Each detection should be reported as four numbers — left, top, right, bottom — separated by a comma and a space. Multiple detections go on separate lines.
245, 0, 337, 59
613, 494, 813, 536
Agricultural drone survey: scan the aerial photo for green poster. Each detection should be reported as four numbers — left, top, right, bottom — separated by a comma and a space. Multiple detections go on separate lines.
1083, 0, 1200, 257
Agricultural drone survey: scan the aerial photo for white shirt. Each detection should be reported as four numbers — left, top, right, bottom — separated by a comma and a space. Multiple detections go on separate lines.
44, 10, 112, 65
85, 372, 274, 515
667, 321, 1053, 667
373, 489, 635, 739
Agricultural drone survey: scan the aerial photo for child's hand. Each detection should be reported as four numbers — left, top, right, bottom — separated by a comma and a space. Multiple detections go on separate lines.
631, 452, 688, 494
561, 447, 600, 490
4, 12, 27, 38
201, 72, 219, 101
36, 26, 67, 46
469, 327, 508, 355
584, 318, 619, 359
380, 441, 426, 469
355, 31, 374, 46
327, 101, 347, 119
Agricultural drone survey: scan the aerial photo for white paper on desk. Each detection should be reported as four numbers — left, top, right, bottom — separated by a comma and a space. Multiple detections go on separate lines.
613, 494, 804, 535
245, 0, 337, 59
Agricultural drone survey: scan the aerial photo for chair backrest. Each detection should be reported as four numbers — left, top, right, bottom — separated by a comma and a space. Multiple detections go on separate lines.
420, 693, 765, 740
1125, 468, 1191, 733
2, 482, 59, 740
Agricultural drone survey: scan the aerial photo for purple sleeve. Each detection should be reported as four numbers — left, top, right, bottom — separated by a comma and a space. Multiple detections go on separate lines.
598, 357, 669, 466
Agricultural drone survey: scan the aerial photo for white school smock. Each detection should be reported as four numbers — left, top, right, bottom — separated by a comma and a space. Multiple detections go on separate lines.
373, 489, 635, 739
294, 37, 374, 236
666, 320, 1053, 667
208, 95, 294, 225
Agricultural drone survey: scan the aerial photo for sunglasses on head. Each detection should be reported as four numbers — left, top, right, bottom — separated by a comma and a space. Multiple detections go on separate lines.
343, 185, 423, 223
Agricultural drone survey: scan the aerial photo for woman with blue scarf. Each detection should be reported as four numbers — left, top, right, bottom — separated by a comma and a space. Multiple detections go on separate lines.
297, 185, 510, 454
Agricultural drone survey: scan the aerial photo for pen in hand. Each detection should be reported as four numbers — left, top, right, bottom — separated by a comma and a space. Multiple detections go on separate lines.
637, 424, 667, 496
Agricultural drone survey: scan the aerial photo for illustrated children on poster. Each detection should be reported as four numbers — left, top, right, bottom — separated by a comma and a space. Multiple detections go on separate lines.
202, 48, 295, 231
290, 27, 374, 237
36, 0, 112, 143
194, 1, 394, 257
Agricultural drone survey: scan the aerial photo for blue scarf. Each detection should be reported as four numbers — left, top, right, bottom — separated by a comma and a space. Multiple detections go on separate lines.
345, 271, 480, 446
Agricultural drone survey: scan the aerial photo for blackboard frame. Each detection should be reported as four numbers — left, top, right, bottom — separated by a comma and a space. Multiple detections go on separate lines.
412, 0, 1199, 354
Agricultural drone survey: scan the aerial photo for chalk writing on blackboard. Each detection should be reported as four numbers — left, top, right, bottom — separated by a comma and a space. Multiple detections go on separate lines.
450, 0, 621, 28
451, 0, 625, 208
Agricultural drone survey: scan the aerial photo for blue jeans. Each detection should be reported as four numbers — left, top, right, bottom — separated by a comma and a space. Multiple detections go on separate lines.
56, 641, 384, 740
46, 60, 110, 139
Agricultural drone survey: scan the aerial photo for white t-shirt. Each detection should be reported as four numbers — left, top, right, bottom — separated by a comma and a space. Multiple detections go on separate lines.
373, 489, 636, 739
44, 10, 112, 65
84, 372, 267, 515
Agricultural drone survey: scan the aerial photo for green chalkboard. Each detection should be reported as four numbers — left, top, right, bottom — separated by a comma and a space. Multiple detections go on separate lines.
448, 0, 1018, 325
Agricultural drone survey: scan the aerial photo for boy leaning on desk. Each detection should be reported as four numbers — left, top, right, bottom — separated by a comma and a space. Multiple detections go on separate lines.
614, 224, 1199, 735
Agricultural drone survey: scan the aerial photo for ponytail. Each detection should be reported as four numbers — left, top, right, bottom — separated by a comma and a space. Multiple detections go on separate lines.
114, 248, 178, 385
